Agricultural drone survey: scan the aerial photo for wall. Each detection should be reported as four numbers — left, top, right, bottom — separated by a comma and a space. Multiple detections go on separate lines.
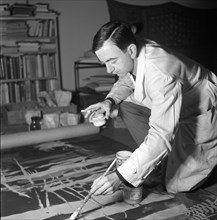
3, 0, 110, 91
118, 0, 217, 8
44, 0, 109, 91
3, 0, 217, 91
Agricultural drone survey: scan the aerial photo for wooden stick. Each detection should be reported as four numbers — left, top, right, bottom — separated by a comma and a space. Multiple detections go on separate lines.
69, 158, 117, 220
101, 158, 117, 177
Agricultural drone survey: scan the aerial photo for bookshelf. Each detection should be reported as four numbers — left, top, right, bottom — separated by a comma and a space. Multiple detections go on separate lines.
0, 4, 61, 105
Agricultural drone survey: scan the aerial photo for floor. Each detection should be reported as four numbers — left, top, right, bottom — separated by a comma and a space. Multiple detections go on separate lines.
1, 118, 217, 219
103, 120, 217, 196
1, 118, 217, 197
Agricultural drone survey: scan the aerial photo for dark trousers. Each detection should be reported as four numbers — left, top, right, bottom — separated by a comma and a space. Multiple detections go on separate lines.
119, 101, 151, 148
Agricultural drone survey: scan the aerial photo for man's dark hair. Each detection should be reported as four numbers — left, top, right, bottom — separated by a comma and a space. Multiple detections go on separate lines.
92, 21, 138, 53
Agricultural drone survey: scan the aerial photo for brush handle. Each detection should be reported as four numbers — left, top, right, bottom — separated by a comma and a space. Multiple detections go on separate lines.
69, 192, 92, 220
69, 158, 117, 220
76, 158, 117, 213
77, 192, 92, 212
102, 158, 117, 177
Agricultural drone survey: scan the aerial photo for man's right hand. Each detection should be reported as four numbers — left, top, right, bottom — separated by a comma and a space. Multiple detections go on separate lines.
90, 172, 121, 196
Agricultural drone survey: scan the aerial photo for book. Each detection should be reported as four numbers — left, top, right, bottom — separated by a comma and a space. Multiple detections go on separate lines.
8, 82, 15, 103
0, 10, 10, 16
42, 54, 49, 77
27, 20, 39, 36
22, 55, 27, 78
40, 43, 56, 52
36, 54, 43, 77
1, 83, 10, 104
18, 41, 40, 52
49, 54, 56, 77
9, 3, 36, 16
25, 80, 31, 101
85, 74, 116, 83
25, 55, 31, 79
19, 82, 26, 102
0, 46, 19, 54
85, 82, 113, 92
78, 56, 100, 63
15, 83, 21, 102
0, 57, 5, 79
35, 3, 49, 12
0, 4, 9, 11
48, 79, 57, 91
94, 85, 113, 92
30, 81, 37, 100
0, 4, 10, 16
48, 20, 55, 37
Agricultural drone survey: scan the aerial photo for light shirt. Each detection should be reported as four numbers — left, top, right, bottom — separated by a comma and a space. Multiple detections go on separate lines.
106, 41, 217, 189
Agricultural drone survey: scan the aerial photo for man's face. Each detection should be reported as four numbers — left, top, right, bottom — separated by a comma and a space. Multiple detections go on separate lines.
95, 40, 134, 78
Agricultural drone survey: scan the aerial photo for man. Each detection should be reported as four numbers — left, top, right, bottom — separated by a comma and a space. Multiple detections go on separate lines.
82, 21, 217, 195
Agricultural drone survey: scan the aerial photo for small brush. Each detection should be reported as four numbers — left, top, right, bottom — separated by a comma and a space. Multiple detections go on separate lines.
69, 158, 117, 220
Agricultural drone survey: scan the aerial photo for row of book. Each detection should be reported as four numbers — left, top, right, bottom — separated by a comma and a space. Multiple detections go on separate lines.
0, 42, 56, 53
0, 54, 57, 80
1, 19, 55, 39
0, 3, 56, 17
27, 19, 55, 37
0, 80, 57, 105
0, 21, 28, 38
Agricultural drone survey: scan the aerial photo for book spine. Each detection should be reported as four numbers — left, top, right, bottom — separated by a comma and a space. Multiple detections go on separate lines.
1, 83, 10, 104
0, 56, 4, 79
36, 54, 43, 77
15, 82, 21, 102
25, 80, 31, 102
19, 82, 26, 102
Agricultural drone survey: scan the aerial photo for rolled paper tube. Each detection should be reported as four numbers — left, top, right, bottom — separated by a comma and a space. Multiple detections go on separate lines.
1, 123, 100, 150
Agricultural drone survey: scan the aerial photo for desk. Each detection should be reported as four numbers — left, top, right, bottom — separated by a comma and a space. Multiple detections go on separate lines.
74, 60, 107, 110
74, 60, 105, 91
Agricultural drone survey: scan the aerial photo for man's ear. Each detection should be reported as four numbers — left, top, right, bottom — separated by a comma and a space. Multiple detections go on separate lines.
128, 44, 137, 59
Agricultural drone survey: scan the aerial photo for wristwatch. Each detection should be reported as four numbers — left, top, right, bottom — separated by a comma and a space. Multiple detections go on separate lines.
105, 97, 115, 106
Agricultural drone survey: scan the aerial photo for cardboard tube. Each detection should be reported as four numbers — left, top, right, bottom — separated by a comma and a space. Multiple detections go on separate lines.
1, 123, 100, 150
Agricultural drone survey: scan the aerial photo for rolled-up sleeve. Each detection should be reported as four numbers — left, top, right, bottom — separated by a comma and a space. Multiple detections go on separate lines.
117, 73, 182, 187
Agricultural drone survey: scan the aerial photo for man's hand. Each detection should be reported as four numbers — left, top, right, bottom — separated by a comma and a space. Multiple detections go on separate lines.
90, 172, 121, 195
81, 99, 113, 120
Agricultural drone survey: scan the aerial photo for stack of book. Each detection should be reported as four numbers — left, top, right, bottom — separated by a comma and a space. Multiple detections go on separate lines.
0, 46, 18, 54
35, 3, 56, 16
84, 75, 116, 92
0, 53, 56, 80
0, 20, 28, 39
35, 3, 49, 13
9, 3, 36, 16
18, 42, 40, 52
40, 43, 56, 52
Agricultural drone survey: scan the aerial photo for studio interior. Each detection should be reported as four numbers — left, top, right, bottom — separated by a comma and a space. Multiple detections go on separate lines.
1, 0, 217, 219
